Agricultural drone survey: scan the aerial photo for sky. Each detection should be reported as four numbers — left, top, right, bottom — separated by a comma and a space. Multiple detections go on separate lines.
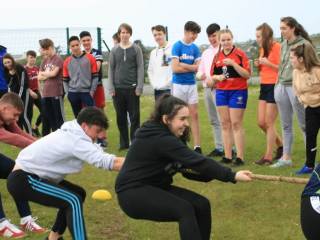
1, 0, 319, 50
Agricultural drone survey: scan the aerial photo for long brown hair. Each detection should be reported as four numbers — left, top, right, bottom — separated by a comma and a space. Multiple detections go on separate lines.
291, 42, 320, 72
256, 23, 274, 58
281, 17, 312, 44
3, 53, 17, 71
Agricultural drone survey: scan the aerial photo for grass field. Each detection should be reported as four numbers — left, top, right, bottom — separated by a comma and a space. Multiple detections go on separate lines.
0, 86, 311, 240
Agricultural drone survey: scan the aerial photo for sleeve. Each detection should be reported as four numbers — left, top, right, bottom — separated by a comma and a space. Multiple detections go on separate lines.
171, 42, 180, 59
18, 68, 28, 97
147, 50, 155, 87
94, 49, 103, 62
240, 49, 251, 73
72, 138, 116, 170
159, 135, 236, 183
198, 52, 206, 75
194, 45, 201, 63
52, 56, 63, 77
0, 123, 35, 148
63, 58, 70, 82
269, 42, 281, 65
90, 55, 99, 93
135, 45, 144, 94
107, 49, 116, 94
292, 69, 298, 95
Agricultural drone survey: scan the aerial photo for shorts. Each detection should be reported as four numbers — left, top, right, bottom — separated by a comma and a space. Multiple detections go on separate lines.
94, 84, 106, 108
172, 84, 198, 104
259, 84, 276, 103
216, 89, 248, 109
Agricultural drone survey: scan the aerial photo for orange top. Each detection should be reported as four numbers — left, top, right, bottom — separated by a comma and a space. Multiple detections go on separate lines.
259, 42, 281, 84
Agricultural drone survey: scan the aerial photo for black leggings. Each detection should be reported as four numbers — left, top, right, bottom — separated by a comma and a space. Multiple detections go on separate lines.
301, 196, 320, 240
27, 89, 42, 128
7, 170, 87, 240
305, 106, 320, 168
117, 185, 211, 240
0, 153, 31, 219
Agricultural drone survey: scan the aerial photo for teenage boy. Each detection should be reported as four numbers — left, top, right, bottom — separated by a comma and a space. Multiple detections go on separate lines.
7, 107, 124, 240
148, 25, 172, 100
79, 31, 106, 109
25, 50, 42, 137
38, 38, 65, 136
79, 31, 107, 147
0, 92, 45, 238
197, 23, 224, 157
63, 36, 98, 118
171, 21, 202, 153
108, 23, 144, 150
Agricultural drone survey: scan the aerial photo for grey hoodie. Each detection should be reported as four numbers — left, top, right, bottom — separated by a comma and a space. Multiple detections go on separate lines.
16, 120, 115, 183
107, 43, 144, 94
278, 36, 307, 85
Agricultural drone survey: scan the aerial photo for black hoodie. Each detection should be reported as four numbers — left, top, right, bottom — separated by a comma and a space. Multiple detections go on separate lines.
115, 121, 236, 193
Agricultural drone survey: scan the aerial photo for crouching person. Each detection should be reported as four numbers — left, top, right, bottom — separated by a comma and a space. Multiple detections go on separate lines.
7, 107, 124, 240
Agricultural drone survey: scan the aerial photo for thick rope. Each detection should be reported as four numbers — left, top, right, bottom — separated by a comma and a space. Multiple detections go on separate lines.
252, 174, 309, 184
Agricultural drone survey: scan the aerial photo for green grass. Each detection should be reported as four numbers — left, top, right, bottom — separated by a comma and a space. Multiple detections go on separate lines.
0, 86, 311, 239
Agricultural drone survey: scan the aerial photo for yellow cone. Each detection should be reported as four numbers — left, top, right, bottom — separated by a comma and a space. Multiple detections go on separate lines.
92, 189, 112, 201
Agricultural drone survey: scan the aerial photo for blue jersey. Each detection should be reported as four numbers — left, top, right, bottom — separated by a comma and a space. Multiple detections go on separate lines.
0, 45, 8, 91
302, 164, 320, 197
171, 41, 200, 85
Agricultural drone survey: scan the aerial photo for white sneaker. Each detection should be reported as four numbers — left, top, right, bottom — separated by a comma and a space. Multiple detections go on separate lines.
20, 216, 46, 234
270, 158, 293, 168
0, 219, 25, 238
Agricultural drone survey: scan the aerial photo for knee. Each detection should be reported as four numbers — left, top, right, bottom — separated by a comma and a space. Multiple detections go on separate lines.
195, 196, 211, 214
177, 201, 196, 219
232, 121, 242, 131
258, 121, 266, 130
220, 120, 231, 130
75, 187, 86, 203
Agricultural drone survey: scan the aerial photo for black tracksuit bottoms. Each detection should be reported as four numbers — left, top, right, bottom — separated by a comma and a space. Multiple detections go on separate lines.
301, 196, 320, 240
117, 185, 211, 240
7, 170, 87, 240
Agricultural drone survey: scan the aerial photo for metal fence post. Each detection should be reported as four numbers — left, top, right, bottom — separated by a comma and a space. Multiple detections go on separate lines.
66, 27, 70, 55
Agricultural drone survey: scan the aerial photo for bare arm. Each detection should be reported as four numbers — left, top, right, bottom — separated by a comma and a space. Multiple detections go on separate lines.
112, 157, 125, 171
39, 66, 60, 79
223, 58, 251, 79
172, 58, 198, 73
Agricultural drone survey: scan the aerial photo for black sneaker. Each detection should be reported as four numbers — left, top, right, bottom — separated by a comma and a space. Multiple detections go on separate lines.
220, 157, 232, 164
233, 157, 244, 166
273, 146, 283, 160
194, 147, 202, 154
207, 149, 224, 157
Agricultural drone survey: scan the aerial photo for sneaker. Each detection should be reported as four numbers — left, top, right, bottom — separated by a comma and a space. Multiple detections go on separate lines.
295, 165, 314, 175
270, 158, 292, 168
273, 146, 283, 160
194, 147, 202, 154
207, 149, 224, 157
220, 157, 232, 164
20, 216, 46, 234
0, 219, 25, 239
255, 157, 273, 165
233, 157, 244, 166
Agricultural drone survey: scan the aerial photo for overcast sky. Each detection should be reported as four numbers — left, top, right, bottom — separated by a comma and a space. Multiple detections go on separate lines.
1, 0, 319, 48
